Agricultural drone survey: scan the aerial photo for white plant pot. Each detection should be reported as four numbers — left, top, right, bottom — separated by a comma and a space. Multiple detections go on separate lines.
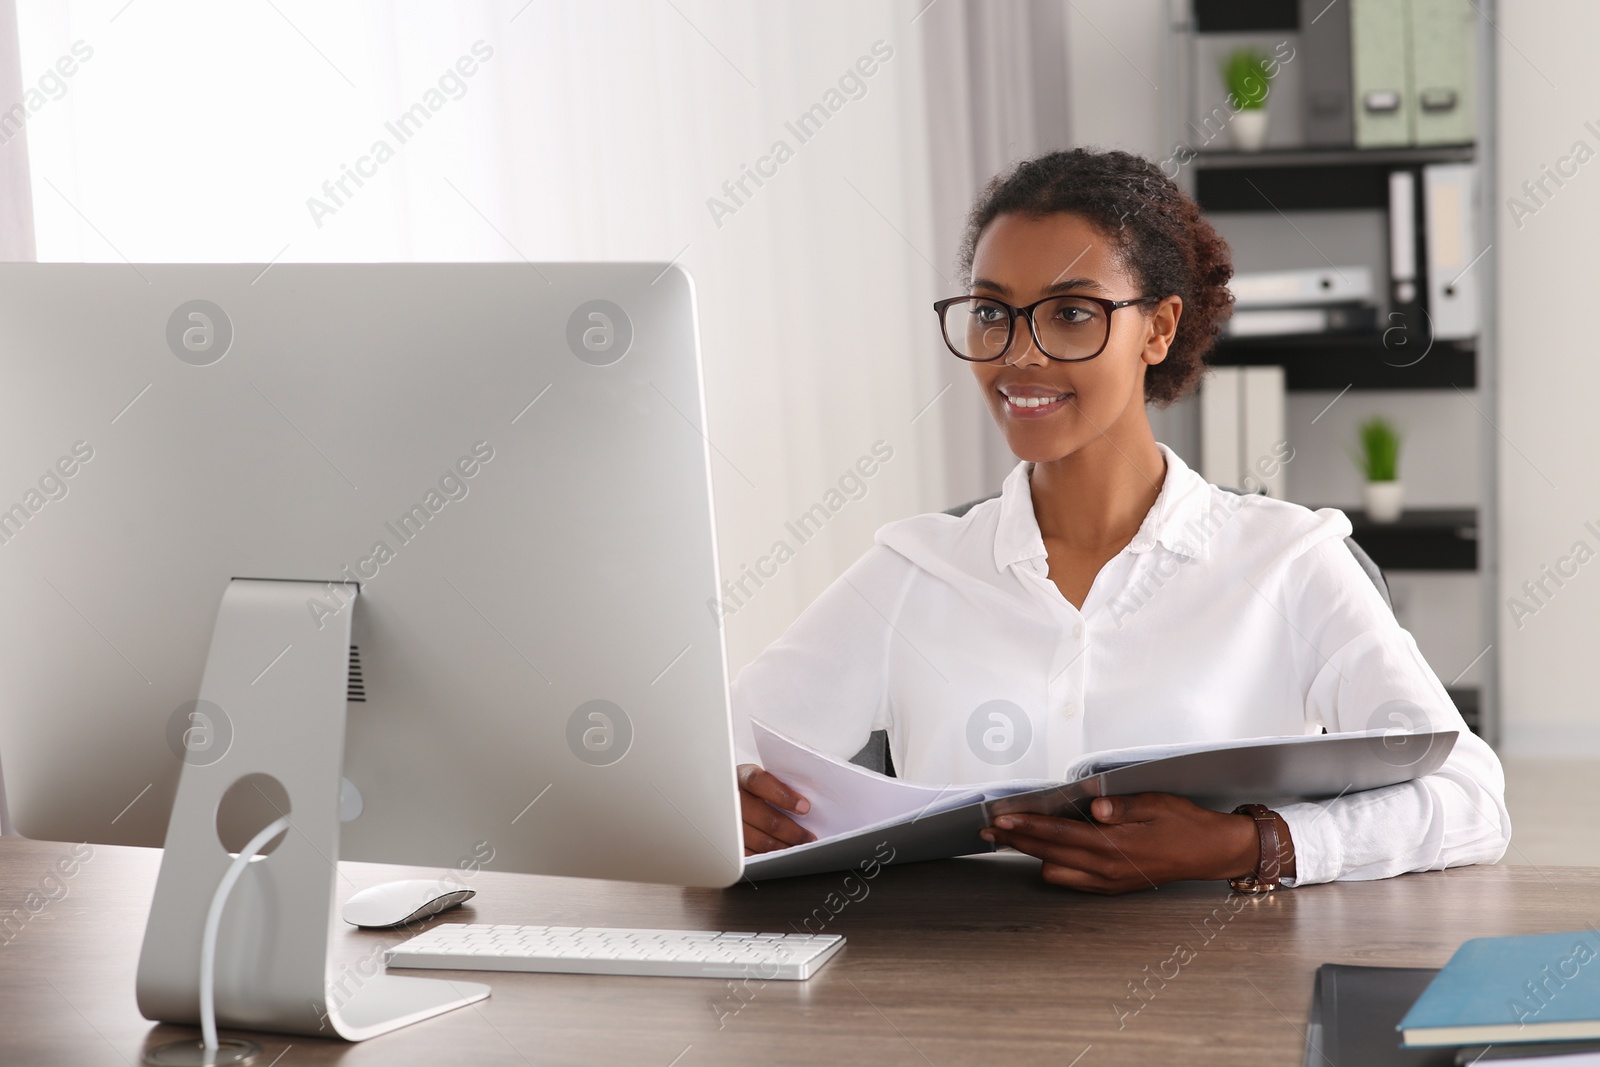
1231, 109, 1269, 151
1363, 481, 1404, 523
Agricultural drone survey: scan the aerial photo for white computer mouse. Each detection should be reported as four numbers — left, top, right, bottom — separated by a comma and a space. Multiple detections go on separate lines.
341, 879, 476, 929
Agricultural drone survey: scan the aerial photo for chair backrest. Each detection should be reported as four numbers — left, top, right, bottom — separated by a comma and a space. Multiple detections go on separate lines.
848, 488, 1392, 777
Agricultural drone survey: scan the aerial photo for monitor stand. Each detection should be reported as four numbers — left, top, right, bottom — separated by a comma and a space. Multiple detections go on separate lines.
136, 578, 488, 1062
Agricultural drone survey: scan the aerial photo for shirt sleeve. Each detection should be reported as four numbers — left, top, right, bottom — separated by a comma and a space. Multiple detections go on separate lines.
727, 544, 915, 767
1273, 519, 1512, 886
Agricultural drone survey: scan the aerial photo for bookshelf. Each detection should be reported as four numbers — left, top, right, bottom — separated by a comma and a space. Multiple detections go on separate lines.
1194, 144, 1475, 210
1326, 507, 1479, 571
1209, 334, 1475, 390
1163, 1, 1499, 742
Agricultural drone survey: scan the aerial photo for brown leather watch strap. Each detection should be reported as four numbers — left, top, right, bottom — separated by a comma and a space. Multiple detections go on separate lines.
1228, 803, 1284, 894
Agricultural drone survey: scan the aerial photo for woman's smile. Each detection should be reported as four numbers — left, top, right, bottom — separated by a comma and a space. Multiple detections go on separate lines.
998, 383, 1076, 418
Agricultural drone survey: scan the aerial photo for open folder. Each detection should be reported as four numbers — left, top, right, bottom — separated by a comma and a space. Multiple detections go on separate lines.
742, 721, 1458, 881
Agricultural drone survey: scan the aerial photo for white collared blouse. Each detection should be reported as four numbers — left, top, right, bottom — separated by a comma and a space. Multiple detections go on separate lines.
729, 443, 1511, 886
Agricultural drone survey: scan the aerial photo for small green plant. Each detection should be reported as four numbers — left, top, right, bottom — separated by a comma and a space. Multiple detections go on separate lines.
1221, 48, 1275, 110
1352, 417, 1402, 483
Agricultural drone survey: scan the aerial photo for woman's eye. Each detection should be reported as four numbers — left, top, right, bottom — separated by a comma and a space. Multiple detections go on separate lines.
1051, 300, 1103, 326
973, 305, 1006, 323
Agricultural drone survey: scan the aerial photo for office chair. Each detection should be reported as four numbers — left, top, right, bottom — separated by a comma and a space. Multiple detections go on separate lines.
847, 487, 1392, 777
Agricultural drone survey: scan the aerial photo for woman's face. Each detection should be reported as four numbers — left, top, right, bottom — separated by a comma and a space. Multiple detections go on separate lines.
963, 211, 1181, 465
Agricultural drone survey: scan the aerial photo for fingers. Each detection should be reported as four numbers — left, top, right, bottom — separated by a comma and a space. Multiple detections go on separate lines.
985, 812, 1104, 844
986, 799, 1186, 894
742, 821, 797, 855
1039, 863, 1125, 895
737, 763, 815, 852
982, 827, 1110, 874
741, 792, 815, 847
737, 764, 810, 815
987, 828, 1151, 894
1088, 793, 1168, 824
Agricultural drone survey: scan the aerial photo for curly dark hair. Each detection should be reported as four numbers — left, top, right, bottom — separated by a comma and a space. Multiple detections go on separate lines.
956, 148, 1234, 406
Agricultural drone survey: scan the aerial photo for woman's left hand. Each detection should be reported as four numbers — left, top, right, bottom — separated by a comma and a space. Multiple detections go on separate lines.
980, 793, 1283, 895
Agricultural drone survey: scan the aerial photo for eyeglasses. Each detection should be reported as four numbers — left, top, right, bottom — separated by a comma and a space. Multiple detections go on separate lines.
933, 293, 1161, 363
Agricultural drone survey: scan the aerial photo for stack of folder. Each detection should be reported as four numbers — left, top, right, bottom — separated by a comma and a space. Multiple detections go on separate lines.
1386, 160, 1480, 343
1306, 930, 1600, 1065
1300, 0, 1476, 148
1199, 365, 1286, 498
1220, 164, 1480, 345
1225, 265, 1378, 338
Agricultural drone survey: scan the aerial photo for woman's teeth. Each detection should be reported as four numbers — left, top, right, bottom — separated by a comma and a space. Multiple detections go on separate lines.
1006, 394, 1069, 408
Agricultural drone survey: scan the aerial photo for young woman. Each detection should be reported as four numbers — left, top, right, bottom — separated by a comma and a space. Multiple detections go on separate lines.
730, 148, 1510, 894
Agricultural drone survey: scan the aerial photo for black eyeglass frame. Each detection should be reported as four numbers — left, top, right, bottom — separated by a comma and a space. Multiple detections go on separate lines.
932, 293, 1163, 363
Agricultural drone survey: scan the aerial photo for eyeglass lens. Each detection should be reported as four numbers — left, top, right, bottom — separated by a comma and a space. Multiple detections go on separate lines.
940, 297, 1109, 362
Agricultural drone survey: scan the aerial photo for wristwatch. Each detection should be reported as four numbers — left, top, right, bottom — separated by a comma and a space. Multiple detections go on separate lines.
1229, 803, 1287, 894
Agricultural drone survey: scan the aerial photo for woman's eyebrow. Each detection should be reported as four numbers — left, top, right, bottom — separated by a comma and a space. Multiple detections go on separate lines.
970, 276, 1111, 296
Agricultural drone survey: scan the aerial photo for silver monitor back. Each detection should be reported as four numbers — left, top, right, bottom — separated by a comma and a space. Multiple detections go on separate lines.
0, 261, 743, 888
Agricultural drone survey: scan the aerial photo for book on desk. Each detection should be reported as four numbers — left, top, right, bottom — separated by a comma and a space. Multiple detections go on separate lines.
1306, 959, 1600, 1066
1399, 928, 1600, 1049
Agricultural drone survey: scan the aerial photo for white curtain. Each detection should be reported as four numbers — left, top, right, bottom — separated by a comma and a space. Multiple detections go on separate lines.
0, 0, 30, 262
920, 0, 1074, 496
0, 0, 26, 833
10, 0, 975, 673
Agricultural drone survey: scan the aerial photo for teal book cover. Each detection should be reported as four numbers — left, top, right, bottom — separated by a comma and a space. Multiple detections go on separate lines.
1399, 928, 1600, 1046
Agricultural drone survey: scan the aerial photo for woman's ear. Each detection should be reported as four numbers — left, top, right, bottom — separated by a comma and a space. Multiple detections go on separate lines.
1142, 295, 1183, 366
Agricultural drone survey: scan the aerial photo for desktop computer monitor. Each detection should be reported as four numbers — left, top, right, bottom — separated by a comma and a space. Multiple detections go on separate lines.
0, 261, 745, 1043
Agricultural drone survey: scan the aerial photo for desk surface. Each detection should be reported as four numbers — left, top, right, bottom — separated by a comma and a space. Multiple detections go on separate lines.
0, 836, 1591, 1066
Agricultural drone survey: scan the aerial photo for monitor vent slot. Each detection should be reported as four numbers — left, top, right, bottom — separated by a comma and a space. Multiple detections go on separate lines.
348, 645, 366, 703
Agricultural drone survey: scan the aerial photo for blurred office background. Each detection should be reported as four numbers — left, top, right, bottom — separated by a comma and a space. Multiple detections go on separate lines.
0, 1, 1594, 857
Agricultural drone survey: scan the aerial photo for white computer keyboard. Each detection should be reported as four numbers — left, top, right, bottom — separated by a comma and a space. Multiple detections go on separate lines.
384, 924, 845, 980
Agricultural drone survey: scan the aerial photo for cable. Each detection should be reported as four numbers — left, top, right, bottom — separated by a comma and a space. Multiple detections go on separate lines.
200, 815, 291, 1054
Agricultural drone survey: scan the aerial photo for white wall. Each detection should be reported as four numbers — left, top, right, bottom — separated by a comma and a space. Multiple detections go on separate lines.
1063, 0, 1166, 159
1495, 2, 1600, 754
11, 1, 955, 679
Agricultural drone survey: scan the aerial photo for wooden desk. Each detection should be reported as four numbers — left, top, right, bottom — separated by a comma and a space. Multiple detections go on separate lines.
0, 836, 1591, 1066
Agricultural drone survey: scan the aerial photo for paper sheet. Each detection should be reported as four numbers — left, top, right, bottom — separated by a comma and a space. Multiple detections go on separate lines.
751, 721, 1054, 840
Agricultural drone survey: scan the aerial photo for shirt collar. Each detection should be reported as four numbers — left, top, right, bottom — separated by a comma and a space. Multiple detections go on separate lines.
992, 442, 1217, 572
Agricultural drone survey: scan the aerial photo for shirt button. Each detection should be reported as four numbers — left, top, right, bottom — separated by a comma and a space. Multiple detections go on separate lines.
1072, 623, 1083, 640
1063, 702, 1078, 717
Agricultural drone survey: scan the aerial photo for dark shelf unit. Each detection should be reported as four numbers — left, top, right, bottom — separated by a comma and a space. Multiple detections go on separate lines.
1327, 507, 1479, 572
1194, 145, 1478, 169
1191, 0, 1298, 32
1208, 334, 1475, 390
1174, 2, 1496, 743
1194, 146, 1477, 212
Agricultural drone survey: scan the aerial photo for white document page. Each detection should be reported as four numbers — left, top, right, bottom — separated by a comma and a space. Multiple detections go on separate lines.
751, 721, 1054, 841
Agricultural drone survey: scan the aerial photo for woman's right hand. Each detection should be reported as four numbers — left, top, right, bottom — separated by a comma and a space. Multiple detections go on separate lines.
737, 763, 816, 856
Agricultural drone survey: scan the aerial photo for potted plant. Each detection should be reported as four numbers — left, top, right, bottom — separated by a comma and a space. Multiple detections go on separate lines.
1353, 417, 1404, 523
1221, 47, 1275, 151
